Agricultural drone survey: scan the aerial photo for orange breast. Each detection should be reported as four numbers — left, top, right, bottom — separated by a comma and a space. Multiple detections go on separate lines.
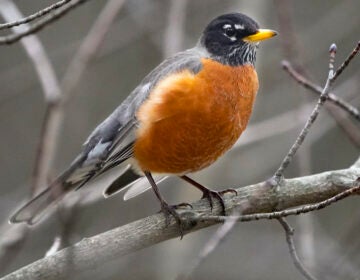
133, 58, 259, 174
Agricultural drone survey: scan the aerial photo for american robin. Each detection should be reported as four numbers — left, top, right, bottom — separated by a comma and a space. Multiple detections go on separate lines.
10, 13, 277, 228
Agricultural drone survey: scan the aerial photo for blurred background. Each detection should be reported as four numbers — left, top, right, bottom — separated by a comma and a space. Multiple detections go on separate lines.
0, 0, 359, 279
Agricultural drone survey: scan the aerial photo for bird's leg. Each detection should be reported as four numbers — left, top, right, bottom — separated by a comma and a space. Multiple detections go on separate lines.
144, 171, 185, 237
180, 175, 237, 215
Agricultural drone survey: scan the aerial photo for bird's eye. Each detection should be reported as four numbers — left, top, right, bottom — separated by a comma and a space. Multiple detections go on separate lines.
224, 26, 236, 38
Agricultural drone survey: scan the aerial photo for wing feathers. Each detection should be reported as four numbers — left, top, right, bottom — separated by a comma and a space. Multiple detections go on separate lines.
10, 48, 204, 224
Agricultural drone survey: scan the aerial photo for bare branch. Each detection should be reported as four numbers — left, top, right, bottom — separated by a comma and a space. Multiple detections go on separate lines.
178, 214, 240, 280
0, 1, 61, 102
333, 41, 360, 83
1, 165, 359, 280
0, 0, 126, 272
273, 3, 317, 270
274, 44, 339, 179
277, 218, 318, 280
179, 204, 248, 280
201, 184, 360, 224
282, 60, 360, 121
0, 0, 91, 45
0, 1, 62, 271
31, 0, 126, 189
0, 0, 72, 30
0, 0, 63, 192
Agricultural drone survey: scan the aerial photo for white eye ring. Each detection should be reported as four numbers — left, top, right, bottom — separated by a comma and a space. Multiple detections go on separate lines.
223, 24, 236, 40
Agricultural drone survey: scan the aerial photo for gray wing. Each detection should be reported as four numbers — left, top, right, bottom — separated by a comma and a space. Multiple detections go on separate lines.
67, 47, 204, 185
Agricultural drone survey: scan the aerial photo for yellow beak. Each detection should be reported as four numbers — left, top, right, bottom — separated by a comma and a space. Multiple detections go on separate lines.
243, 29, 277, 42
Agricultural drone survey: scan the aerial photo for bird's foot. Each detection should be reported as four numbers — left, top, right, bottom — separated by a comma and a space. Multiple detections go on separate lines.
179, 176, 236, 215
160, 201, 185, 239
201, 188, 236, 215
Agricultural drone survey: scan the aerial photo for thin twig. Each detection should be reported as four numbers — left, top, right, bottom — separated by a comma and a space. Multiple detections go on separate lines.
0, 1, 62, 272
0, 1, 63, 192
275, 41, 360, 178
0, 0, 71, 30
0, 2, 61, 102
274, 44, 338, 179
179, 205, 248, 280
200, 184, 360, 224
274, 2, 316, 269
0, 0, 91, 45
0, 0, 126, 272
33, 0, 126, 191
282, 60, 360, 147
178, 213, 240, 280
277, 218, 318, 280
333, 41, 360, 83
282, 60, 360, 121
31, 0, 126, 194
39, 0, 126, 259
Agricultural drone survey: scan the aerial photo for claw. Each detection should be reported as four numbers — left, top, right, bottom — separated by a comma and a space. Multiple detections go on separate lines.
174, 202, 193, 210
201, 189, 227, 215
219, 188, 238, 196
160, 202, 185, 238
180, 175, 237, 216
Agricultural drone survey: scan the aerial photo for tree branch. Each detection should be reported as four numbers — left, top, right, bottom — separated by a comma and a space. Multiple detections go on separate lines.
0, 0, 91, 45
2, 164, 360, 280
273, 44, 338, 180
282, 60, 360, 122
0, 0, 72, 30
277, 218, 317, 280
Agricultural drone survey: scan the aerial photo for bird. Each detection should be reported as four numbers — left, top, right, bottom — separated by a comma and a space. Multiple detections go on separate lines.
10, 13, 277, 230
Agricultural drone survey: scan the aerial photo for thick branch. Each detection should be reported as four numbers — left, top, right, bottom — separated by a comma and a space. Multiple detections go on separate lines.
2, 165, 360, 280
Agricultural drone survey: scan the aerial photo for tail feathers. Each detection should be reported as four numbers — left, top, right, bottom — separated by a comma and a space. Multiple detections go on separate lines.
103, 165, 141, 198
9, 152, 97, 224
123, 175, 167, 200
10, 179, 82, 225
103, 165, 168, 200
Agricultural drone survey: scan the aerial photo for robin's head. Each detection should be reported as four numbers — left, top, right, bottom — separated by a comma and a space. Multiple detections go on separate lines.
200, 13, 277, 66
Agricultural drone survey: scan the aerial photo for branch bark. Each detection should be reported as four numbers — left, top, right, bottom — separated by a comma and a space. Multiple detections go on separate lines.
2, 164, 359, 280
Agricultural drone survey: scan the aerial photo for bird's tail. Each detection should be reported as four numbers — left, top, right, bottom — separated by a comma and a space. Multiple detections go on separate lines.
10, 181, 71, 225
103, 165, 167, 200
9, 156, 88, 225
10, 163, 167, 224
